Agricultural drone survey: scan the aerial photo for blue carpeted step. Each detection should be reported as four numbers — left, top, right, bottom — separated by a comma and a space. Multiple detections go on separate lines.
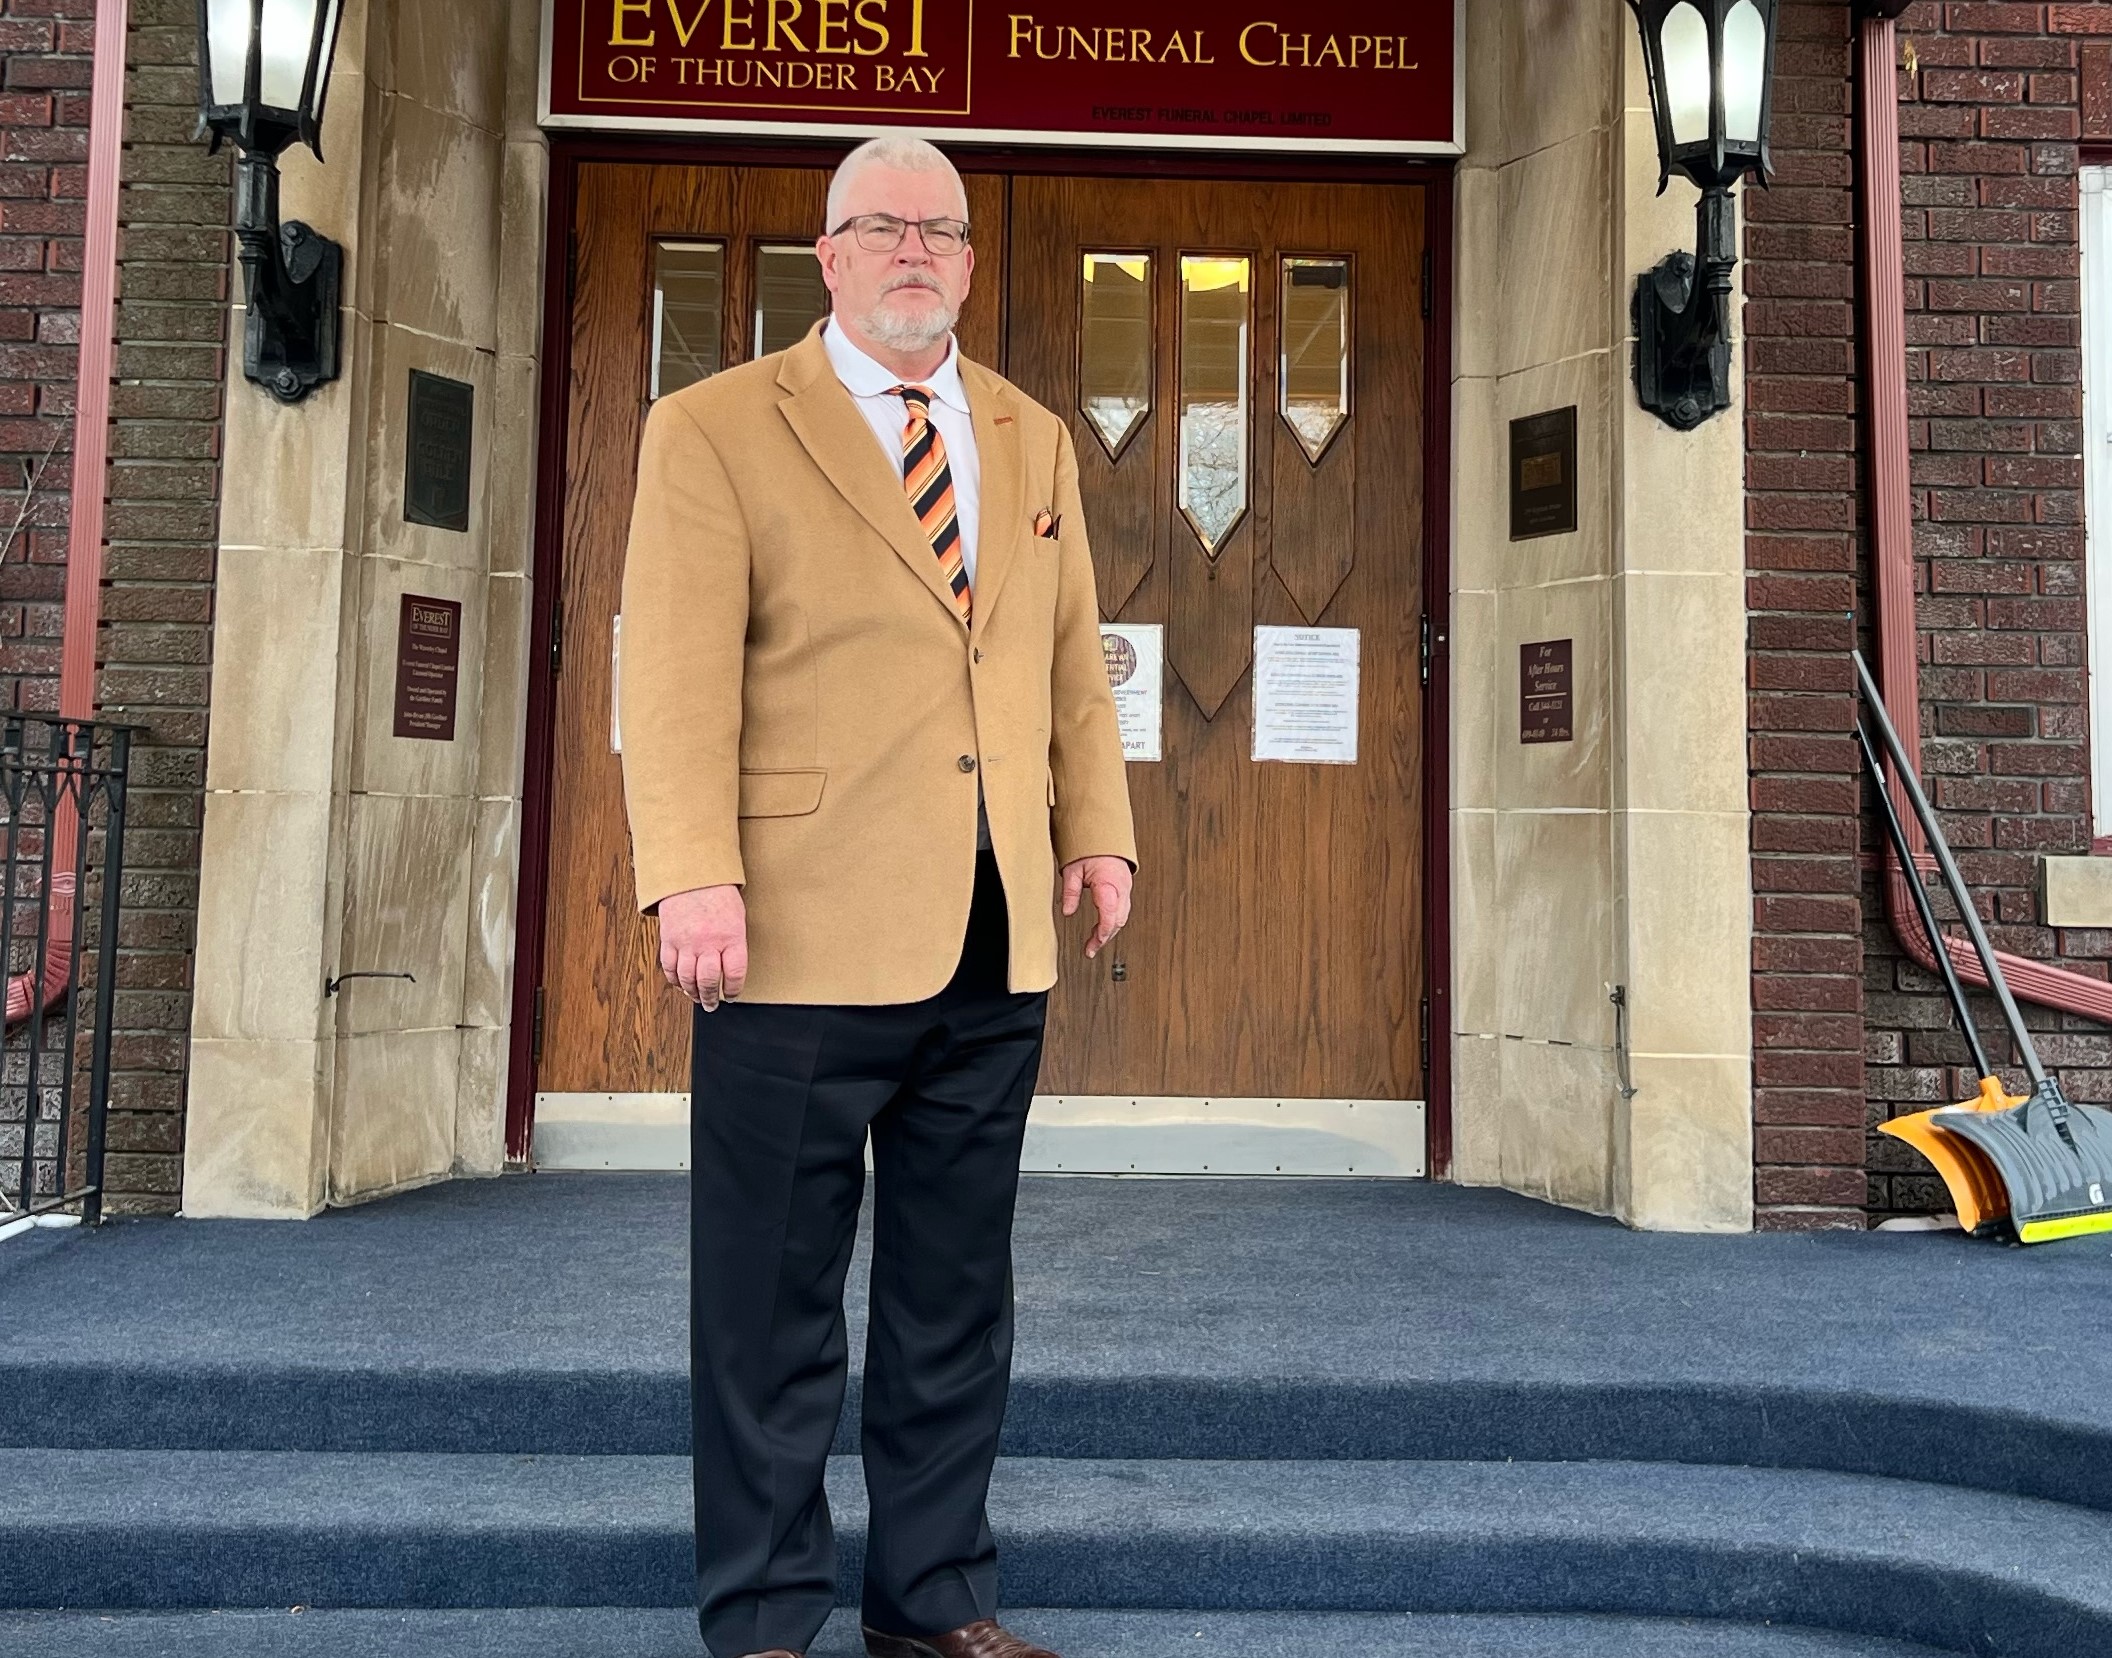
3, 1451, 2106, 1655
0, 1607, 1961, 1656
10, 1177, 2112, 1514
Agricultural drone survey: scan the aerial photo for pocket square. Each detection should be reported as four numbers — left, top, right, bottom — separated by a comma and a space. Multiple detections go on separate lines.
1032, 508, 1063, 539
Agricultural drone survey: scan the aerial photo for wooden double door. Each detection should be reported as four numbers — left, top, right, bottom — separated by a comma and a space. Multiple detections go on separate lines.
533, 158, 1428, 1141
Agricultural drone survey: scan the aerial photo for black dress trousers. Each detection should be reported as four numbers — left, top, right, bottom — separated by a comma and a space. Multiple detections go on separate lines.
689, 850, 1049, 1658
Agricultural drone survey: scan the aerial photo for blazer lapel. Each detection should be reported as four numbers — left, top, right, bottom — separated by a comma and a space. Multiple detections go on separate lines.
776, 331, 966, 626
965, 363, 1024, 638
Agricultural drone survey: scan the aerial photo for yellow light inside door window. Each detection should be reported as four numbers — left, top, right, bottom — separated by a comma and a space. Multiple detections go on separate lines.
1081, 252, 1153, 459
1178, 253, 1251, 555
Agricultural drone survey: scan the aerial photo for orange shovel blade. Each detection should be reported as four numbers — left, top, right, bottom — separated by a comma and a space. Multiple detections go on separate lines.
1878, 1077, 2024, 1235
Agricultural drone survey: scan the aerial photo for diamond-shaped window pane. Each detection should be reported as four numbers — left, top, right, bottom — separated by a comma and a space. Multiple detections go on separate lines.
1281, 257, 1349, 464
1081, 253, 1152, 458
1178, 254, 1250, 555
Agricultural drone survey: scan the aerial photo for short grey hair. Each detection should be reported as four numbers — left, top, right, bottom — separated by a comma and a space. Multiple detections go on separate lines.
825, 134, 968, 231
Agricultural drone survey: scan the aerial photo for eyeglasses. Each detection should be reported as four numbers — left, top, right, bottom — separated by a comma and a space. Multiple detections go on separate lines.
828, 213, 971, 255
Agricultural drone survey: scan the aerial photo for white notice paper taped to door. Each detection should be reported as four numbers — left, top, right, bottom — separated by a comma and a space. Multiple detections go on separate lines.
1100, 623, 1164, 762
1253, 625, 1359, 764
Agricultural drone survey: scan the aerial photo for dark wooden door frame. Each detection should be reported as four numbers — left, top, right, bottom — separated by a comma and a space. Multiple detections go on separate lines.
506, 133, 1456, 1176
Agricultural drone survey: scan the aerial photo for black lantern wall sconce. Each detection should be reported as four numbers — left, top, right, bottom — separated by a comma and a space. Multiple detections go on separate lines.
195, 0, 347, 404
1626, 0, 1779, 431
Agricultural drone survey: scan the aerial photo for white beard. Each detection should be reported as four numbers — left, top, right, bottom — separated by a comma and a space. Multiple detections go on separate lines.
858, 290, 958, 352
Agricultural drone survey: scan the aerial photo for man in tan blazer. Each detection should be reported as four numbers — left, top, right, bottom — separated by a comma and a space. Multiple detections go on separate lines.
618, 134, 1136, 1658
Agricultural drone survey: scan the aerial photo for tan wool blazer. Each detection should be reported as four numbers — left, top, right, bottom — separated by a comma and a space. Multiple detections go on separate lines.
617, 323, 1137, 1005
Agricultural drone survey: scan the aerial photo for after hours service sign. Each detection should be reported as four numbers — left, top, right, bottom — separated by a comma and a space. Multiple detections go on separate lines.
541, 0, 1462, 152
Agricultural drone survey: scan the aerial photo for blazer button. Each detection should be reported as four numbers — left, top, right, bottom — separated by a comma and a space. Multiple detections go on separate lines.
958, 755, 977, 773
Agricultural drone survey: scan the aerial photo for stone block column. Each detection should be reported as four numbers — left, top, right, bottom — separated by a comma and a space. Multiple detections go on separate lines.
183, 0, 543, 1216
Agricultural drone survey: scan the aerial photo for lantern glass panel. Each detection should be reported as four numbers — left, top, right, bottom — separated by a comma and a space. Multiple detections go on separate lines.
259, 0, 318, 109
314, 0, 344, 113
205, 0, 250, 105
1722, 0, 1767, 144
1660, 3, 1712, 146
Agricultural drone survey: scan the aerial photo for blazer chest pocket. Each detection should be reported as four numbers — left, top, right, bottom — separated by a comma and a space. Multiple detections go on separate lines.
738, 768, 826, 818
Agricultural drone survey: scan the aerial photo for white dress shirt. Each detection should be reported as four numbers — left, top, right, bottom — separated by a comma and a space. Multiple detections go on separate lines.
822, 316, 992, 850
822, 317, 983, 590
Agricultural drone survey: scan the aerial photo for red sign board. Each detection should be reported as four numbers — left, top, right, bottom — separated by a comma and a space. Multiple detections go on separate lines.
541, 0, 1461, 153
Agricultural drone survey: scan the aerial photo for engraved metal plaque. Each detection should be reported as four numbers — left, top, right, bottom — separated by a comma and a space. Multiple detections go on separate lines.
404, 369, 473, 532
394, 593, 462, 741
1509, 405, 1578, 541
1520, 638, 1574, 745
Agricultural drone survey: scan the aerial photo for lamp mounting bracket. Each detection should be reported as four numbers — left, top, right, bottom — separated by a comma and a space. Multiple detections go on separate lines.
1633, 187, 1738, 431
233, 152, 341, 404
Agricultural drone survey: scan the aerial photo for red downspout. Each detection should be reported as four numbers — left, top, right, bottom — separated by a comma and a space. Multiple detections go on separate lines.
60, 0, 126, 722
1858, 9, 2112, 1024
8, 0, 130, 1029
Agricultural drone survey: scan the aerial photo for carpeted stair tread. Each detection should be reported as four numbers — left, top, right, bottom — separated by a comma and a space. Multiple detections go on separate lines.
3, 1450, 2107, 1654
8, 1177, 2112, 1512
0, 1607, 1960, 1656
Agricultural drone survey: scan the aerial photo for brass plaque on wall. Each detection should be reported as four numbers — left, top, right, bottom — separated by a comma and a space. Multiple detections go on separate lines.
405, 369, 474, 532
1520, 638, 1573, 745
1509, 404, 1578, 541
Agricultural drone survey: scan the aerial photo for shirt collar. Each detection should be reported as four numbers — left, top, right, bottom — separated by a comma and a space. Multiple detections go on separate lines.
822, 316, 970, 414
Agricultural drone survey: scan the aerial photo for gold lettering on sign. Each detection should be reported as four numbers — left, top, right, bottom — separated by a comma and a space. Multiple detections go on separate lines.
611, 0, 655, 44
903, 0, 928, 57
668, 0, 714, 46
854, 0, 889, 52
814, 0, 851, 52
1236, 20, 1414, 70
1005, 17, 1213, 64
766, 0, 808, 50
722, 0, 756, 49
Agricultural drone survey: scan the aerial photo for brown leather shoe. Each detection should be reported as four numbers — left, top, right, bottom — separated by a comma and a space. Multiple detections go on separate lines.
862, 1620, 1059, 1658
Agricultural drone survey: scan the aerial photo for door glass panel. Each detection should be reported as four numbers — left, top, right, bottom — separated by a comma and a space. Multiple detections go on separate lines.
1177, 254, 1250, 555
1281, 257, 1350, 463
1080, 252, 1152, 458
754, 243, 830, 358
651, 240, 724, 399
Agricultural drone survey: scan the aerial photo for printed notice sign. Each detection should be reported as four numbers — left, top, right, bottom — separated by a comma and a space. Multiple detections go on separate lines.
1101, 623, 1163, 762
1253, 625, 1359, 764
393, 594, 462, 741
1520, 638, 1573, 744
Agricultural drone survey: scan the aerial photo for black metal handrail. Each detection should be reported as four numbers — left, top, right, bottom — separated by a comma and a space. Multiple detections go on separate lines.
1, 714, 131, 1227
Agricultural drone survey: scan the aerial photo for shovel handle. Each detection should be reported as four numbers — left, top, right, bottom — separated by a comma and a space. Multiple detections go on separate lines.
1853, 718, 1995, 1081
1851, 649, 2048, 1089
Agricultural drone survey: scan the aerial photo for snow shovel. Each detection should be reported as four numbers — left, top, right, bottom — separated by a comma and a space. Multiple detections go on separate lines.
1855, 649, 2112, 1245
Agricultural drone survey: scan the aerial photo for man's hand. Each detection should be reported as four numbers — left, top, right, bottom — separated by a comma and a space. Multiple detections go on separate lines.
1060, 856, 1133, 959
656, 884, 747, 1011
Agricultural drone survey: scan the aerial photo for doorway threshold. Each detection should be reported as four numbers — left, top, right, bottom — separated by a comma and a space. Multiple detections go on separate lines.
531, 1094, 1427, 1177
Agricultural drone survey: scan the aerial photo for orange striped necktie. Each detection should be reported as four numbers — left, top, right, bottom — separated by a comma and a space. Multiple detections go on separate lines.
890, 384, 971, 623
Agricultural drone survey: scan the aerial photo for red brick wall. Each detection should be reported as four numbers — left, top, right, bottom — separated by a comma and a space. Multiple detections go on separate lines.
1866, 1, 2112, 1221
1746, 0, 1871, 1231
0, 0, 229, 1215
97, 0, 230, 1212
0, 0, 94, 712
